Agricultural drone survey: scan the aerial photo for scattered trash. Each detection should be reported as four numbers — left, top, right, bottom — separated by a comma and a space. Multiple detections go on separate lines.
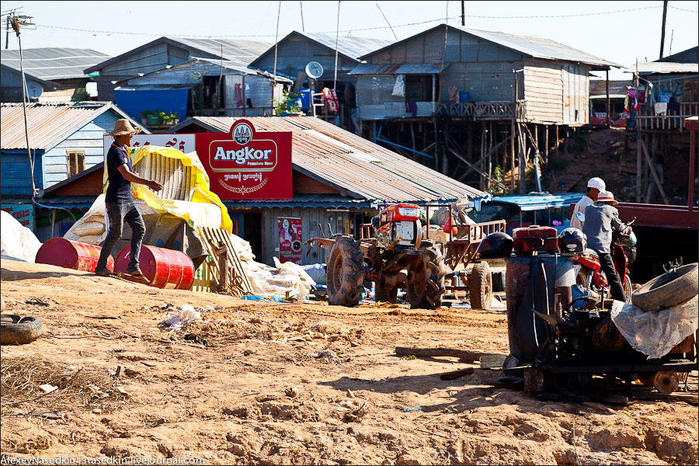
346, 389, 355, 398
285, 387, 298, 398
403, 406, 422, 412
39, 384, 58, 394
316, 349, 338, 360
183, 333, 208, 346
480, 353, 508, 369
241, 295, 286, 303
159, 305, 202, 330
343, 401, 368, 422
25, 297, 49, 307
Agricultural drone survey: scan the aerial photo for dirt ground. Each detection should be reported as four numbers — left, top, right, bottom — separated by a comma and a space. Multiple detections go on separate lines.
1, 259, 697, 465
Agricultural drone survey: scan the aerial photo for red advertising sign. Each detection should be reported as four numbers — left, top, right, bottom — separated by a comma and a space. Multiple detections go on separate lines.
195, 120, 292, 200
278, 217, 303, 264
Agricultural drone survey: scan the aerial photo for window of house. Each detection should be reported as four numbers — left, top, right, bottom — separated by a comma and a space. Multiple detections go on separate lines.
66, 150, 85, 177
405, 75, 437, 102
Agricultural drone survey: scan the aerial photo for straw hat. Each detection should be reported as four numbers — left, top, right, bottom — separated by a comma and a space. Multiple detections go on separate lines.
597, 190, 618, 205
110, 118, 141, 137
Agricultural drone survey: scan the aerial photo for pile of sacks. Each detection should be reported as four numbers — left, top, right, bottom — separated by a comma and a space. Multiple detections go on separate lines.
63, 194, 107, 245
229, 234, 316, 301
1, 211, 42, 262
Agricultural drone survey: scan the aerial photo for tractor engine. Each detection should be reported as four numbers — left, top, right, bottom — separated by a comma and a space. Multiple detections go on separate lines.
371, 203, 422, 248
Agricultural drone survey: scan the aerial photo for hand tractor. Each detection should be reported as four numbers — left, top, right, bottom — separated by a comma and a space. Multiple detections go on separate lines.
307, 203, 506, 309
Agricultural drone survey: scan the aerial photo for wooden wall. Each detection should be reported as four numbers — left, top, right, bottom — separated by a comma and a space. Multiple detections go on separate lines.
42, 110, 121, 189
0, 150, 44, 197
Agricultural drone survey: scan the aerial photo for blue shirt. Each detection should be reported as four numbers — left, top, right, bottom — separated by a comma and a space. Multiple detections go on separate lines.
105, 143, 133, 203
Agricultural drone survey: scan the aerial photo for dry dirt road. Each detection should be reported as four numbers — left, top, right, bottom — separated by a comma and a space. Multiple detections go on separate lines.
1, 259, 697, 465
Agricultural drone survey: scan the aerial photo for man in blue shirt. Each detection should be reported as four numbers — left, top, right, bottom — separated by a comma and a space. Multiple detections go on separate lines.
95, 119, 163, 278
582, 190, 630, 301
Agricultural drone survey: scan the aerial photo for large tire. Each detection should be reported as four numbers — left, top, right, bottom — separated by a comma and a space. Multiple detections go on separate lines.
632, 263, 698, 311
1, 314, 43, 345
407, 246, 445, 309
469, 262, 493, 309
326, 236, 365, 307
375, 284, 398, 303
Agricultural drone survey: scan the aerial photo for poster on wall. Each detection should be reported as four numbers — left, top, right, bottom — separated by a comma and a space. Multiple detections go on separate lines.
1, 203, 34, 228
195, 119, 292, 200
278, 217, 303, 264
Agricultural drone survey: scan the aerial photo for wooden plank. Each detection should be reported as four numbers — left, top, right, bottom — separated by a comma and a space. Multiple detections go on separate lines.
639, 138, 670, 205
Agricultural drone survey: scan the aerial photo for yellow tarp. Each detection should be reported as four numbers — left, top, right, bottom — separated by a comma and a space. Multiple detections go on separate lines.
103, 145, 232, 233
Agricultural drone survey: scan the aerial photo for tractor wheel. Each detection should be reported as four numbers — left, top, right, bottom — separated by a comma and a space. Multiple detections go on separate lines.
469, 262, 493, 309
375, 284, 398, 303
326, 236, 365, 307
406, 246, 445, 310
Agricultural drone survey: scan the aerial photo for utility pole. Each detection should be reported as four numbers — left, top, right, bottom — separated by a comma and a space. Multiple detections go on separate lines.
9, 12, 37, 197
659, 0, 668, 59
5, 16, 10, 49
299, 1, 305, 32
461, 0, 465, 26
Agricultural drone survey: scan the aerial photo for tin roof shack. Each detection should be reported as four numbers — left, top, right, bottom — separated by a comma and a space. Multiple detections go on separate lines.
121, 58, 292, 125
350, 24, 615, 194
84, 37, 271, 101
589, 79, 632, 126
624, 46, 699, 204
248, 31, 391, 130
0, 102, 147, 239
1, 48, 109, 103
173, 115, 483, 265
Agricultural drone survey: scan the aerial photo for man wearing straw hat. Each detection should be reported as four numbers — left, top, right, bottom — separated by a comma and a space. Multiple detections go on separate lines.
95, 119, 163, 278
582, 190, 630, 301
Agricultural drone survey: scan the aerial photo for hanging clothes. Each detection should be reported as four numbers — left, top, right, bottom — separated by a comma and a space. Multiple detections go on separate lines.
392, 75, 406, 97
322, 88, 339, 114
234, 83, 244, 108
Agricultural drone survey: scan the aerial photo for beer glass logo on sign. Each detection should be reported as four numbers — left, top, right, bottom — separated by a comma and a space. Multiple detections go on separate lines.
233, 123, 253, 145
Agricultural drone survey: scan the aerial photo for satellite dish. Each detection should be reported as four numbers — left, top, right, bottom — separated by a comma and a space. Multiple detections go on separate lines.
305, 61, 324, 79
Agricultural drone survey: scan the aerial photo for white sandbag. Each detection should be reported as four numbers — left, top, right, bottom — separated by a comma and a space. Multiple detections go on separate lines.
72, 221, 105, 237
76, 235, 103, 245
1, 211, 42, 262
229, 234, 255, 262
64, 194, 108, 244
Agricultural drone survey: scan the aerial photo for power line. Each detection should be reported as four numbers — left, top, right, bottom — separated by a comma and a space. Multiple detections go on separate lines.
23, 4, 686, 40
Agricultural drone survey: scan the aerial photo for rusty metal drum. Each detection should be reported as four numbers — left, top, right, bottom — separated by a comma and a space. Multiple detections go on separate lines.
35, 238, 114, 273
114, 245, 194, 290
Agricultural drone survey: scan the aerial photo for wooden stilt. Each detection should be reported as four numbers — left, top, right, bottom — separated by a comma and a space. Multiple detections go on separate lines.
636, 130, 642, 202
510, 119, 516, 191
544, 125, 549, 161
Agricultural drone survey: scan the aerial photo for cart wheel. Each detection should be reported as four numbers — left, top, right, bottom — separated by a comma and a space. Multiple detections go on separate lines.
406, 245, 445, 310
469, 262, 492, 309
326, 236, 365, 307
653, 371, 679, 394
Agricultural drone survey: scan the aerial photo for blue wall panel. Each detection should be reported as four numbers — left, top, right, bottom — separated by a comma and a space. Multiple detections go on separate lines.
1, 150, 44, 196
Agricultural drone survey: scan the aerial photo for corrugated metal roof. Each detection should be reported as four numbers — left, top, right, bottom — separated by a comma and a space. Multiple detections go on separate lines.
297, 32, 392, 61
250, 31, 391, 69
348, 63, 401, 75
1, 48, 109, 80
395, 64, 446, 74
173, 116, 484, 203
0, 102, 147, 151
165, 37, 271, 66
86, 37, 271, 73
359, 24, 617, 68
623, 62, 699, 74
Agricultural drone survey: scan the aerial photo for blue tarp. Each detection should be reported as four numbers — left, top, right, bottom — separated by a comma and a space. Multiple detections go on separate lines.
114, 87, 188, 122
484, 193, 584, 211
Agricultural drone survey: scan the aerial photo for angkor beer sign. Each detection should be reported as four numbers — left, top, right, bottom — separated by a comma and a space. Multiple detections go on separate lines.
195, 120, 292, 200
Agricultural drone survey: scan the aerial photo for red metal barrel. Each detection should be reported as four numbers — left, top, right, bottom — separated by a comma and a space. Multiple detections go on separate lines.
114, 245, 194, 290
35, 238, 114, 273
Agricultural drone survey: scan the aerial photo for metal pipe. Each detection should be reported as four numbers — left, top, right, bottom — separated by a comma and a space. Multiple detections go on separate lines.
689, 127, 696, 211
